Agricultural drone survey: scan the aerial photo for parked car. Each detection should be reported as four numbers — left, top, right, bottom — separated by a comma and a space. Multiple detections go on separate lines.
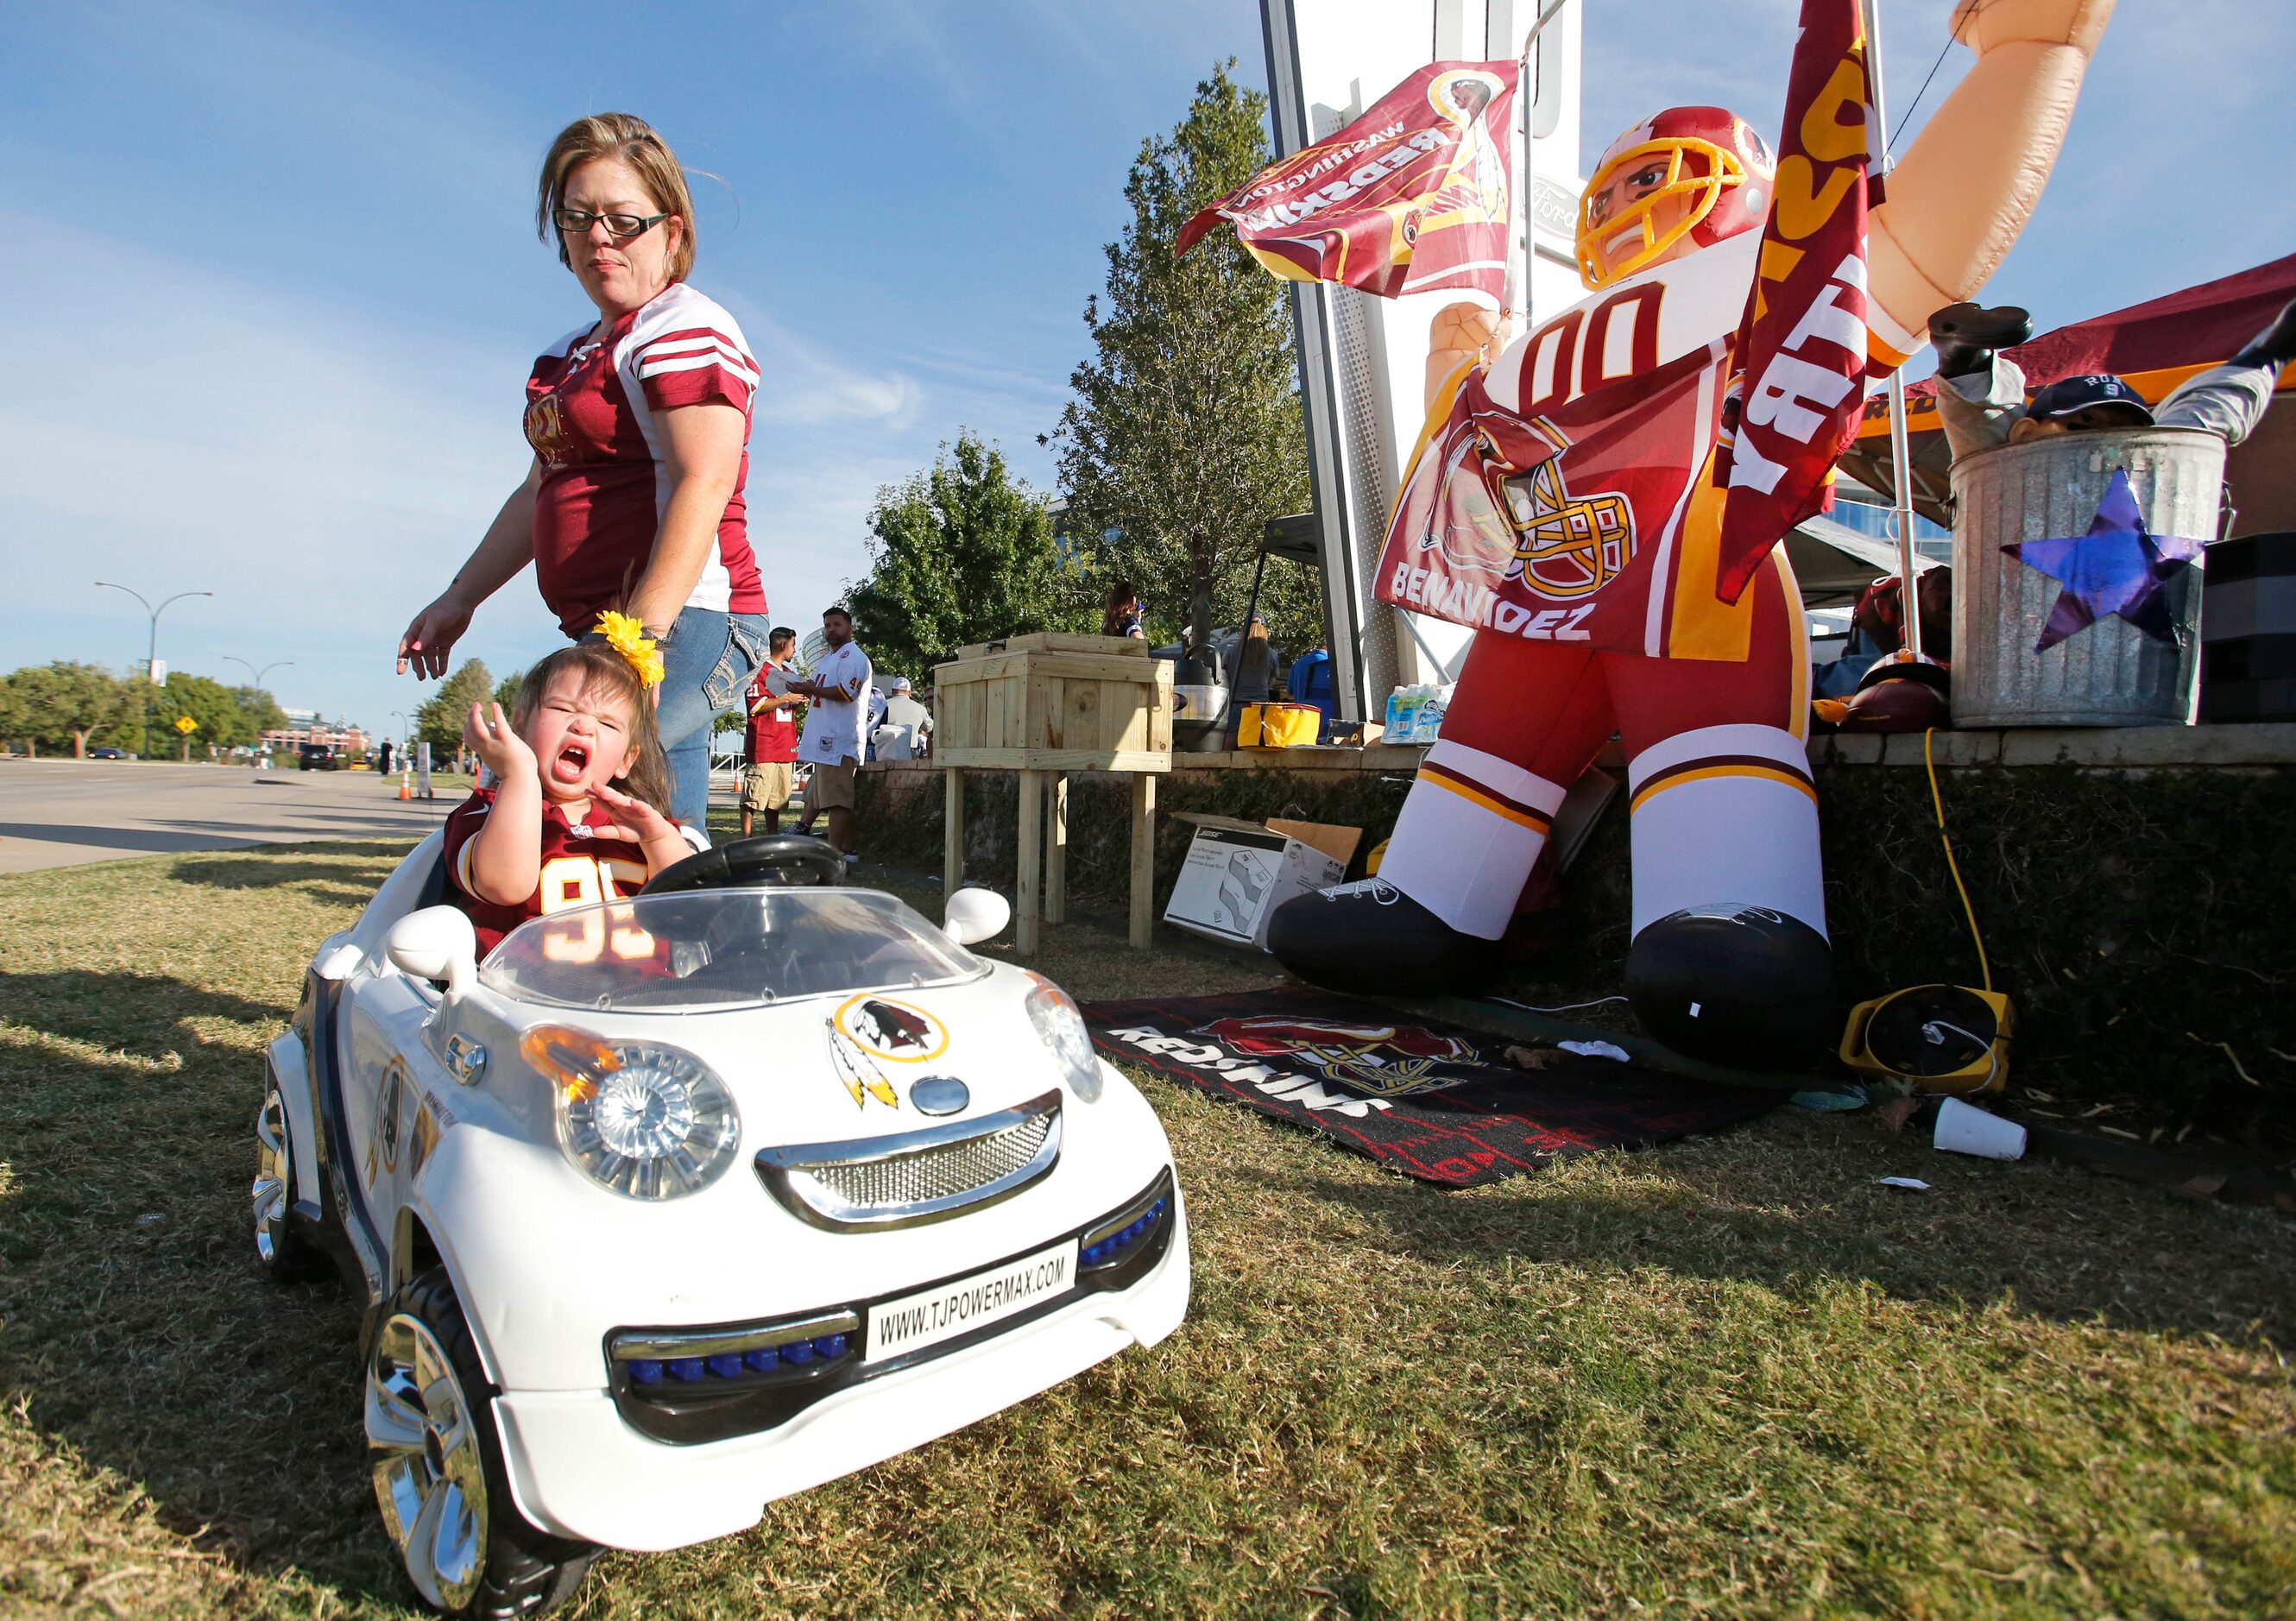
89, 747, 127, 760
255, 834, 1189, 1616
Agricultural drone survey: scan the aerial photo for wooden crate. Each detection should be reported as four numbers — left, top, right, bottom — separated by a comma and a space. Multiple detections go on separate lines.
952, 630, 1147, 660
933, 634, 1171, 773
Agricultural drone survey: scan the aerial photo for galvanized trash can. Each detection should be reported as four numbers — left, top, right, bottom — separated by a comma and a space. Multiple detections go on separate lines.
1951, 427, 2225, 728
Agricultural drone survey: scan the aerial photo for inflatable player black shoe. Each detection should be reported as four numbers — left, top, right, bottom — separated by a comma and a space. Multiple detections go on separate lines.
1265, 879, 1490, 995
1624, 903, 1835, 1068
1927, 300, 2033, 381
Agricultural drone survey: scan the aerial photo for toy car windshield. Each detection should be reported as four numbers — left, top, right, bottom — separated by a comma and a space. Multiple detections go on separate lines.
477, 888, 987, 1012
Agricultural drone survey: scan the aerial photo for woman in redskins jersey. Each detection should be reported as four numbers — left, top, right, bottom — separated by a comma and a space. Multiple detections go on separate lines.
398, 113, 770, 835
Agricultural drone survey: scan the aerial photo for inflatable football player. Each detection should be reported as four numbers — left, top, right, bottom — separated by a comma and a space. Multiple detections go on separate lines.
1270, 0, 2114, 1063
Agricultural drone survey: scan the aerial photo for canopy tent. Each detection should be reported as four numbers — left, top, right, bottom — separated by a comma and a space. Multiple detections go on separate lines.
1784, 515, 1914, 608
1841, 253, 2296, 532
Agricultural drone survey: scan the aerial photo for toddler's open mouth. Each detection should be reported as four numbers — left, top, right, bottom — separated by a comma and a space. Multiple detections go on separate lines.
552, 741, 590, 785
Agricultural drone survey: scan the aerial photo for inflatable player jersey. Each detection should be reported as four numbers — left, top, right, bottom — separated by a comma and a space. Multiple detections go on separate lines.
1270, 0, 2116, 1065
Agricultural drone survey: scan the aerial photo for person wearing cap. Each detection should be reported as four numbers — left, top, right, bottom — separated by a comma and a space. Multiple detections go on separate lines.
1927, 296, 2296, 463
874, 677, 933, 761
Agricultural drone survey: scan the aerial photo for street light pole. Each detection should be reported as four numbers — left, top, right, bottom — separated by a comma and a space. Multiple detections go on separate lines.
224, 658, 294, 763
94, 582, 213, 760
223, 656, 293, 689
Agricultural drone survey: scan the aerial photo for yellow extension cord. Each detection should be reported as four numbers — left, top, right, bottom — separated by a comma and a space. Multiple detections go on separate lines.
1922, 727, 1993, 993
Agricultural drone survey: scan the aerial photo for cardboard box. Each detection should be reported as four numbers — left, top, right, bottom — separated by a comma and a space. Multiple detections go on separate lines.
1163, 816, 1362, 949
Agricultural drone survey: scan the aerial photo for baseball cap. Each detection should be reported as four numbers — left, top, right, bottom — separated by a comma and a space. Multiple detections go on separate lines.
2026, 373, 2154, 425
892, 677, 912, 692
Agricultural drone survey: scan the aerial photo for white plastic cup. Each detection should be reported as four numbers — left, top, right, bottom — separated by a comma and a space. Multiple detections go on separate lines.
1933, 1096, 2027, 1161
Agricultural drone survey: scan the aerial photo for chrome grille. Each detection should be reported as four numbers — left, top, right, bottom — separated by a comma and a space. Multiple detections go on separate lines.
809, 1112, 1051, 1209
756, 1091, 1063, 1231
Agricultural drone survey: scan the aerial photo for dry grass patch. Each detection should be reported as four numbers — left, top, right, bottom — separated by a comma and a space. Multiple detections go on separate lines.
0, 843, 2290, 1618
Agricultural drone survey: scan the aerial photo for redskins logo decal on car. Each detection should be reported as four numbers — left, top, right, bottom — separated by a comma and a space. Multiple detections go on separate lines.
833, 994, 949, 1064
1192, 1015, 1483, 1098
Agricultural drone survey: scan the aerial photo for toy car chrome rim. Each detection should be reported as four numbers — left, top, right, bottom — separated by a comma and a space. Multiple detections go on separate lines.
367, 1313, 489, 1611
251, 1084, 293, 1267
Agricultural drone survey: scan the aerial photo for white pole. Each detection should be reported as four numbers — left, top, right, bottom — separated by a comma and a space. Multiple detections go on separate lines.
1505, 0, 1571, 331
1861, 0, 1927, 662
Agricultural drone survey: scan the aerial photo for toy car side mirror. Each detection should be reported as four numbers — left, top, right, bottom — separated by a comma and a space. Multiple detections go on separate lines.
943, 887, 1011, 947
387, 906, 478, 1000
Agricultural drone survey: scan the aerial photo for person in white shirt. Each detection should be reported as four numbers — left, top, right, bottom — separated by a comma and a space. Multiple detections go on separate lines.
789, 606, 871, 857
875, 677, 934, 760
865, 684, 888, 759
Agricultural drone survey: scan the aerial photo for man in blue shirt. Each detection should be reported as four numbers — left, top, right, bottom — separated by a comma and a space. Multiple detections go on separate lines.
1287, 642, 1336, 739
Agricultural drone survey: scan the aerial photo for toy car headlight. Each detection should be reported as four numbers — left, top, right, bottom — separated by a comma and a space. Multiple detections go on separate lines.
522, 1027, 741, 1201
1024, 973, 1101, 1103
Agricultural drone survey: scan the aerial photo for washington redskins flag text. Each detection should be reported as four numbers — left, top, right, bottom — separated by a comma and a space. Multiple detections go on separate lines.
1713, 0, 1889, 600
1176, 62, 1518, 309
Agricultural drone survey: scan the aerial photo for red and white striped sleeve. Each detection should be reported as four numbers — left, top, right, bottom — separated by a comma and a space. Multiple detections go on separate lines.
628, 319, 760, 413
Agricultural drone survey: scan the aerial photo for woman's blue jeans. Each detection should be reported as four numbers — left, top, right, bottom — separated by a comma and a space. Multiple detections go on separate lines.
654, 607, 769, 833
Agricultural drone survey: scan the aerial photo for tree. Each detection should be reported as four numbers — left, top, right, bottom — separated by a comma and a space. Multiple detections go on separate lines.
1046, 62, 1314, 652
0, 672, 28, 756
9, 662, 130, 758
848, 432, 1087, 678
414, 659, 494, 753
163, 673, 259, 750
232, 684, 287, 739
493, 673, 522, 713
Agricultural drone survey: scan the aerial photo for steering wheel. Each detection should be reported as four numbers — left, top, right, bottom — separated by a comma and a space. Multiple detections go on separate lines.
639, 834, 847, 895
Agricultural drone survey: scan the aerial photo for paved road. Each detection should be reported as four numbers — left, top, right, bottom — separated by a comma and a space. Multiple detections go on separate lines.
0, 760, 456, 874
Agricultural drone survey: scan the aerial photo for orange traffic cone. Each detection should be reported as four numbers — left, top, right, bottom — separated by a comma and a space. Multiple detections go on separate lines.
398, 771, 413, 801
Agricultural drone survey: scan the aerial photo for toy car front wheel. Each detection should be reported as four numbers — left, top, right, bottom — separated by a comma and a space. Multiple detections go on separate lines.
367, 1269, 599, 1618
252, 1079, 328, 1281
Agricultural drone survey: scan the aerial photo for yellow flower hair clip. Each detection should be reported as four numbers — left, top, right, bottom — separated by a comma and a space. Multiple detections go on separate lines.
595, 610, 666, 690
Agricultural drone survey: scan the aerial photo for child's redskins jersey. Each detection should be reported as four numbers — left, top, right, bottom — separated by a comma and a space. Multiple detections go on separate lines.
1376, 231, 1917, 662
443, 789, 651, 960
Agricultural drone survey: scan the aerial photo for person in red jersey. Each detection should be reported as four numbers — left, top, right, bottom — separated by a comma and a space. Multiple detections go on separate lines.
445, 642, 691, 961
740, 627, 802, 837
397, 113, 769, 835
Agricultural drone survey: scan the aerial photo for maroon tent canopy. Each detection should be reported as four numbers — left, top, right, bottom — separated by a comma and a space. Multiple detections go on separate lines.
1844, 254, 2296, 530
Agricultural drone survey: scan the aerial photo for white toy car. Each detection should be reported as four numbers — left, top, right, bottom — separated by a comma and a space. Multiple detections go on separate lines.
256, 833, 1189, 1617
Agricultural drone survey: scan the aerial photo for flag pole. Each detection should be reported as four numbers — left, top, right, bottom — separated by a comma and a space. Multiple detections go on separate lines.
1517, 0, 1570, 69
1861, 0, 1927, 663
1506, 0, 1572, 331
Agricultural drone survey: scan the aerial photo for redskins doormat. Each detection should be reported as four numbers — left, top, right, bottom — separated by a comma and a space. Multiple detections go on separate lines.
1081, 987, 1776, 1188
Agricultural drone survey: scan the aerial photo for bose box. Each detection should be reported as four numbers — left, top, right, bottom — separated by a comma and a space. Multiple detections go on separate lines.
1163, 816, 1362, 950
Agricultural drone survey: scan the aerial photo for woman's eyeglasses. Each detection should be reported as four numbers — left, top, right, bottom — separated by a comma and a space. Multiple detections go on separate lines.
552, 208, 668, 240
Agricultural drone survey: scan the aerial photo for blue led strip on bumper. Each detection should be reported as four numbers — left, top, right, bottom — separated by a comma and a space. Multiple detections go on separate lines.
603, 1167, 1176, 1446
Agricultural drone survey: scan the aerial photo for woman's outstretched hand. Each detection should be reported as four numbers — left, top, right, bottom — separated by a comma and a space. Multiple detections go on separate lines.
463, 702, 534, 783
399, 593, 476, 679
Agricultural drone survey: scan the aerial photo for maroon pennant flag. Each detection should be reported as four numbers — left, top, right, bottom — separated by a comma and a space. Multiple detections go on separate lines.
1714, 0, 1891, 602
1177, 63, 1518, 309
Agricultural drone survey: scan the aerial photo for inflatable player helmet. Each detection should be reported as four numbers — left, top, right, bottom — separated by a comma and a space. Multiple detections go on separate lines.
1576, 106, 1775, 289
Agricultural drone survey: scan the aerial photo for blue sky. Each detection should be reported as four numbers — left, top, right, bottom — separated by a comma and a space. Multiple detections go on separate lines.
6, 0, 2287, 736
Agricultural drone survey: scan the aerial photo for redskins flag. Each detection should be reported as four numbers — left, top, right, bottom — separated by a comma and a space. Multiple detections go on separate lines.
1176, 62, 1518, 309
1713, 0, 1889, 601
1373, 339, 1735, 659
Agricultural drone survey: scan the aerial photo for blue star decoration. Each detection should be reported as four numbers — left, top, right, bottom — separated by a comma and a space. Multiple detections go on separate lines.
2003, 467, 2204, 653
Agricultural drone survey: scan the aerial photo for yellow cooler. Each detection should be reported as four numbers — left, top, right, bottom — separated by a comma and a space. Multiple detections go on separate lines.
1237, 703, 1320, 748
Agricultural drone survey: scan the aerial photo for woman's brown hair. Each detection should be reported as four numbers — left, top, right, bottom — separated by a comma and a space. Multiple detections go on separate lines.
535, 112, 697, 283
507, 643, 672, 814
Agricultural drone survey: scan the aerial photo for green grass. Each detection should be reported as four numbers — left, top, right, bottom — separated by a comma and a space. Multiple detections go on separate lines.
1, 842, 2292, 1618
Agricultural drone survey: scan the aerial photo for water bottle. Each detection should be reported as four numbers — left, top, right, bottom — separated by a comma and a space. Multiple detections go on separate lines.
1385, 684, 1423, 741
